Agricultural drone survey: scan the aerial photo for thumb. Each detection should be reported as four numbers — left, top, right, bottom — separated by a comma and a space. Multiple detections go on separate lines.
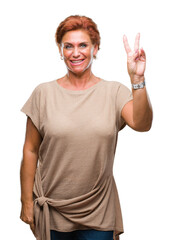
133, 49, 140, 61
30, 222, 37, 238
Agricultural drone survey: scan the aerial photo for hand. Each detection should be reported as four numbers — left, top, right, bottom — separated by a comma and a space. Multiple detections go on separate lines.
20, 201, 37, 238
123, 33, 146, 83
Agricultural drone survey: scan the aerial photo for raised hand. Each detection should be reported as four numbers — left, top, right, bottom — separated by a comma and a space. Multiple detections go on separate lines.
123, 33, 146, 83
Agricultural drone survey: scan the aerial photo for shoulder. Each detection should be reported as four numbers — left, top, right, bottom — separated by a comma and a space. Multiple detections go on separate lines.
32, 80, 55, 95
34, 80, 54, 90
102, 79, 130, 93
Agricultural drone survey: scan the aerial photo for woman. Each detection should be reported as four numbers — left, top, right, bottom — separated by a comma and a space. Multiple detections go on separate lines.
20, 15, 153, 240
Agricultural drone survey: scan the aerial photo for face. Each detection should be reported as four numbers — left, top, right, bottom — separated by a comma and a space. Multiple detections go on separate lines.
58, 30, 98, 74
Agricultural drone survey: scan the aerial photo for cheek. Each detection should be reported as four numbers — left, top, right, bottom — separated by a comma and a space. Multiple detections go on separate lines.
83, 48, 94, 57
89, 47, 94, 56
62, 47, 94, 59
63, 51, 72, 59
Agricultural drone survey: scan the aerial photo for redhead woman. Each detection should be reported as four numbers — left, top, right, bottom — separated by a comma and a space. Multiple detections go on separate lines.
20, 15, 153, 240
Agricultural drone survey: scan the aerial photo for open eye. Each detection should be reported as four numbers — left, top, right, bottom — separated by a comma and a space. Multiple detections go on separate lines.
80, 43, 87, 48
64, 45, 73, 49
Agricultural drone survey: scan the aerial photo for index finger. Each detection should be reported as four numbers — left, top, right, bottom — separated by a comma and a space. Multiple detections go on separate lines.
123, 35, 131, 54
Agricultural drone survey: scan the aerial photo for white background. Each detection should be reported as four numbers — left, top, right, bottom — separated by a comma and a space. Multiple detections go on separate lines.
0, 0, 173, 240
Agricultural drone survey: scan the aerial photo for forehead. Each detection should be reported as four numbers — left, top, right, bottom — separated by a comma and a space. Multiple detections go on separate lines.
62, 30, 91, 44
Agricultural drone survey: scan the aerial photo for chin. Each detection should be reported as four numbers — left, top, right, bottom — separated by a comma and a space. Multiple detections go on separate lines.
66, 64, 91, 74
69, 69, 86, 75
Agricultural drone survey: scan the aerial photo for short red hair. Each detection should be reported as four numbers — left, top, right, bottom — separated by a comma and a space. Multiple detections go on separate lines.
55, 15, 101, 51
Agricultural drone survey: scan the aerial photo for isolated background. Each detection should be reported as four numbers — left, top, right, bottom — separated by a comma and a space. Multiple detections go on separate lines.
0, 0, 172, 240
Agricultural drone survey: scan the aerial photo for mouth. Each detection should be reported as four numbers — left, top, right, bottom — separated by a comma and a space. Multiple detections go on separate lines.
70, 59, 85, 66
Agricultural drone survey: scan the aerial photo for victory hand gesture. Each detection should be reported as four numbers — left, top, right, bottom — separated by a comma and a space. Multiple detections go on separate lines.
123, 33, 146, 83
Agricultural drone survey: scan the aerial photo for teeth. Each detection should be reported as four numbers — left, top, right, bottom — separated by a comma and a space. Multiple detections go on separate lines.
71, 60, 83, 63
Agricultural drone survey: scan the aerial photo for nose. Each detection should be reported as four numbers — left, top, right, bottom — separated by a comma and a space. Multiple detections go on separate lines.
72, 47, 80, 58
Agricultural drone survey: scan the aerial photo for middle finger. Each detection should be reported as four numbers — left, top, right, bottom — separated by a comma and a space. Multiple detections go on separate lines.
134, 33, 140, 51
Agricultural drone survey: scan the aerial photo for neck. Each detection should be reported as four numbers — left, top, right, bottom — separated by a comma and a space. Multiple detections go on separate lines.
66, 68, 95, 88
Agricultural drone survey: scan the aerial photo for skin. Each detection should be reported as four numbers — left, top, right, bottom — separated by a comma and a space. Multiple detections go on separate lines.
19, 30, 153, 238
121, 33, 153, 131
20, 118, 42, 237
57, 29, 100, 89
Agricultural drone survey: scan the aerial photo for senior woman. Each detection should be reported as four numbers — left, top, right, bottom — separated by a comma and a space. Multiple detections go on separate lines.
20, 15, 153, 240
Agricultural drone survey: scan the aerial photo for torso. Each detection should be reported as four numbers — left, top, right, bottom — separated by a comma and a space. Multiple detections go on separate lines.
56, 75, 102, 91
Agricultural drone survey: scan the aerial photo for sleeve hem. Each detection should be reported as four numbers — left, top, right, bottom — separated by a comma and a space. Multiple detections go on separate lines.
118, 96, 133, 131
20, 108, 40, 133
119, 95, 133, 116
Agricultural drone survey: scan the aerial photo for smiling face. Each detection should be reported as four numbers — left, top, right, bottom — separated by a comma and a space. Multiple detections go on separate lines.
58, 30, 98, 75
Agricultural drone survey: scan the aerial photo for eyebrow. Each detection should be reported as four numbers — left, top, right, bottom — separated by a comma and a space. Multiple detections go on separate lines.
63, 41, 90, 45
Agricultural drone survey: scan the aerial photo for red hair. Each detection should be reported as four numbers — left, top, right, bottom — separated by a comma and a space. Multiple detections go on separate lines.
55, 15, 101, 51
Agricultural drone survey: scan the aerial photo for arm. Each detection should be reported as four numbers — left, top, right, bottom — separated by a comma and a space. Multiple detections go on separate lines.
122, 76, 153, 132
122, 33, 153, 131
20, 116, 42, 237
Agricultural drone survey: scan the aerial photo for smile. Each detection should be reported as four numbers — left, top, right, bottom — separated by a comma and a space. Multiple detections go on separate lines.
70, 59, 85, 66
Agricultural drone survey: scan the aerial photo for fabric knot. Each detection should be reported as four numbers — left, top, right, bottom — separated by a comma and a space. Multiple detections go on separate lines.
36, 196, 48, 207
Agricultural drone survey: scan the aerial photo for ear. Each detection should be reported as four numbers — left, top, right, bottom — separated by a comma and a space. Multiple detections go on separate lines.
58, 43, 63, 57
93, 44, 99, 58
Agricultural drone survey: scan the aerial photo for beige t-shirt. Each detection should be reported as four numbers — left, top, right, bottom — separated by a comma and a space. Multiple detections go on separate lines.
20, 78, 133, 240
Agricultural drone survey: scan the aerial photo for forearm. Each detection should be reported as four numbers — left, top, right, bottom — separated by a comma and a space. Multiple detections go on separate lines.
131, 76, 153, 131
20, 149, 38, 204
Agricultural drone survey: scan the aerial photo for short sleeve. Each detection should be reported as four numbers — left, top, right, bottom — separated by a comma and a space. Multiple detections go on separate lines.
116, 82, 133, 131
20, 84, 41, 133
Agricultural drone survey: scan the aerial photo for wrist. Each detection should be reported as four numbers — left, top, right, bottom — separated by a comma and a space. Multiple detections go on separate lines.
131, 76, 146, 90
21, 198, 34, 205
130, 75, 145, 84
